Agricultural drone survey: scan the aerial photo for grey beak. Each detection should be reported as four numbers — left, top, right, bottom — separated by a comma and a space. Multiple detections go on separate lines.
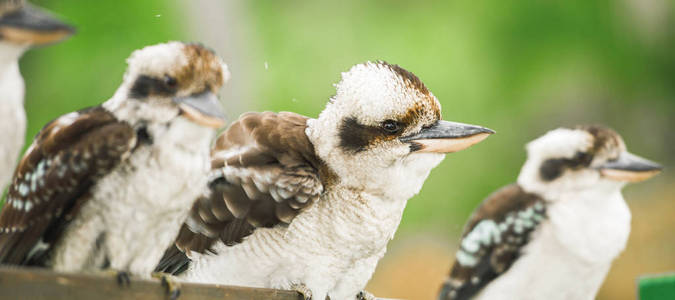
598, 152, 662, 172
174, 91, 226, 120
597, 151, 662, 182
0, 3, 75, 45
400, 120, 495, 142
400, 120, 495, 153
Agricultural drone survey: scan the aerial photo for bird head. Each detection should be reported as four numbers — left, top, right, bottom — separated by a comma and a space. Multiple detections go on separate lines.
518, 125, 662, 198
106, 41, 230, 128
307, 61, 493, 198
0, 0, 74, 55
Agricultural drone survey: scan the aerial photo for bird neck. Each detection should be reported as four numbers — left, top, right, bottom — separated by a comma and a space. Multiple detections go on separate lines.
0, 45, 25, 106
544, 188, 631, 263
0, 43, 27, 194
0, 42, 26, 67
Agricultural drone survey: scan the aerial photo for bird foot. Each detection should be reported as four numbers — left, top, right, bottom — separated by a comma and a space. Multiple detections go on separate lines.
101, 269, 131, 287
356, 290, 376, 300
152, 272, 182, 300
291, 283, 313, 300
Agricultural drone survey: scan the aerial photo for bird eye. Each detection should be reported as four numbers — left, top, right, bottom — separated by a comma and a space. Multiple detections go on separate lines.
382, 120, 401, 134
573, 151, 593, 166
163, 75, 178, 88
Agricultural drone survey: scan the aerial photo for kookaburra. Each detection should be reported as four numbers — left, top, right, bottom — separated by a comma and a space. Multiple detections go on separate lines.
0, 0, 73, 195
155, 61, 494, 300
0, 42, 229, 284
438, 125, 662, 300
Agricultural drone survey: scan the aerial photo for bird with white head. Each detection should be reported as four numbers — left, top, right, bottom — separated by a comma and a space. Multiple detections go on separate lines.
156, 61, 493, 300
439, 125, 662, 300
0, 41, 229, 299
0, 0, 74, 198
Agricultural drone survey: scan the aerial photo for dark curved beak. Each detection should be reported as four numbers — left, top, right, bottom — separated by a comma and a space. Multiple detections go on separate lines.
400, 120, 495, 153
0, 3, 75, 46
174, 91, 226, 128
598, 151, 662, 182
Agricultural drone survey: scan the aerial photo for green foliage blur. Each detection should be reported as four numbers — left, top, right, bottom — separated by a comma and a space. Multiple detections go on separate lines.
21, 0, 674, 232
242, 0, 673, 236
11, 1, 675, 298
22, 0, 188, 138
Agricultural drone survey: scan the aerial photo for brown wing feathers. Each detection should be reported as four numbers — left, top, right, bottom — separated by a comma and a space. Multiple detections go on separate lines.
0, 106, 135, 265
218, 111, 323, 222
439, 184, 546, 300
157, 112, 324, 274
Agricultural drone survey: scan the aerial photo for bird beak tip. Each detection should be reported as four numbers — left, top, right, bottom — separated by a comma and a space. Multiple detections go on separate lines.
179, 104, 226, 129
599, 152, 663, 183
423, 131, 492, 153
406, 122, 494, 154
175, 92, 226, 129
0, 4, 75, 46
600, 168, 662, 183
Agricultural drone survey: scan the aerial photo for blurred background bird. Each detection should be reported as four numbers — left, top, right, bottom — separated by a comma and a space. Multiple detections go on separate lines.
438, 125, 661, 300
6, 1, 675, 299
0, 42, 228, 299
0, 0, 73, 197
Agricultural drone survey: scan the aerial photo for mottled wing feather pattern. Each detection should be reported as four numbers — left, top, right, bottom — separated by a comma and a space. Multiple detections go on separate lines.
158, 112, 324, 274
0, 106, 136, 265
174, 179, 255, 254
439, 184, 546, 300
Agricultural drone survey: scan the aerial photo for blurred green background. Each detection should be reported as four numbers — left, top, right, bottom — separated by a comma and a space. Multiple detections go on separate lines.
15, 0, 675, 299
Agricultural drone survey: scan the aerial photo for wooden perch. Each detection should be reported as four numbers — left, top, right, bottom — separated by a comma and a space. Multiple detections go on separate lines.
0, 266, 303, 300
0, 267, 397, 300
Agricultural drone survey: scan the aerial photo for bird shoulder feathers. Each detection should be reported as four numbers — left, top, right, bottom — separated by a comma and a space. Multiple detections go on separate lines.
0, 106, 136, 265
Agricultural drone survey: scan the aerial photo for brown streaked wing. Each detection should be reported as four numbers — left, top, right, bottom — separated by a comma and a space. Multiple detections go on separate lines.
157, 112, 325, 274
0, 106, 136, 265
438, 184, 546, 300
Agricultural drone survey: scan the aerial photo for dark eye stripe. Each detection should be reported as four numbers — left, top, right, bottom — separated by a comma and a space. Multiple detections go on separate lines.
338, 117, 379, 153
539, 151, 593, 181
338, 117, 408, 153
129, 75, 177, 99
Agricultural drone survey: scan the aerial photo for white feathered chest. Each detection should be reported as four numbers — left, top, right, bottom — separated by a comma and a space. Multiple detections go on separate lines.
184, 186, 407, 299
50, 118, 213, 276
